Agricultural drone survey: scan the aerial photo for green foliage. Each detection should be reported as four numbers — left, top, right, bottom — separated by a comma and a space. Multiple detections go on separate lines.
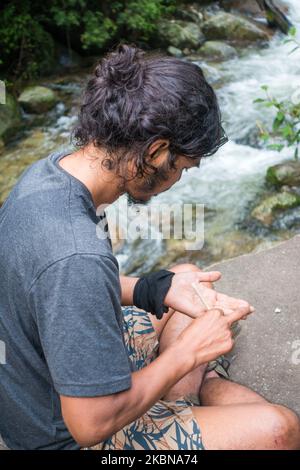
0, 0, 177, 81
117, 0, 175, 41
50, 0, 83, 29
284, 25, 300, 54
255, 85, 300, 160
255, 29, 300, 160
0, 2, 55, 81
81, 11, 117, 50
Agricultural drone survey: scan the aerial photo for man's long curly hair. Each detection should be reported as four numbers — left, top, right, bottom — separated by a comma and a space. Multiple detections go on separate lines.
73, 43, 227, 182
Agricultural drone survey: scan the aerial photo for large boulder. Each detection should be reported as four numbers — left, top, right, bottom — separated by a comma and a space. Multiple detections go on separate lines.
207, 235, 300, 416
197, 40, 237, 60
221, 0, 289, 15
251, 190, 300, 225
266, 160, 300, 188
158, 19, 205, 50
220, 0, 265, 16
18, 86, 58, 114
0, 93, 22, 143
173, 2, 204, 25
202, 12, 270, 43
167, 46, 184, 58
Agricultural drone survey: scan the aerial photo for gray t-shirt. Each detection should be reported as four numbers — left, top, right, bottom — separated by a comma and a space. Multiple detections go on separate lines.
0, 148, 132, 449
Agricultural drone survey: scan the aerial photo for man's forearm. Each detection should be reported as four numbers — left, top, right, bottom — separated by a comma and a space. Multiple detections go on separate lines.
119, 275, 139, 305
110, 345, 193, 433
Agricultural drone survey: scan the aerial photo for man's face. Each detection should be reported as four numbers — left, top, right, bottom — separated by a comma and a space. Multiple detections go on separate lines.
125, 155, 201, 205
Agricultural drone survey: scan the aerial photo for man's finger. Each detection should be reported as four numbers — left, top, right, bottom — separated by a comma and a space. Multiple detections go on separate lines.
227, 306, 254, 325
197, 271, 221, 283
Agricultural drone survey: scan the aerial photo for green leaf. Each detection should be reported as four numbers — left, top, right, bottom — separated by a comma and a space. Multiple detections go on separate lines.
282, 125, 294, 137
273, 111, 285, 131
267, 144, 284, 152
261, 133, 270, 142
288, 26, 297, 37
265, 101, 277, 108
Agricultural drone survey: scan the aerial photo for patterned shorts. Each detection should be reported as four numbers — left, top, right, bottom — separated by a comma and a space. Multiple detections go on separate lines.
92, 306, 204, 451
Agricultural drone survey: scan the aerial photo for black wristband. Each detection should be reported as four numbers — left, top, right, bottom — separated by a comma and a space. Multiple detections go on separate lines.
133, 270, 175, 320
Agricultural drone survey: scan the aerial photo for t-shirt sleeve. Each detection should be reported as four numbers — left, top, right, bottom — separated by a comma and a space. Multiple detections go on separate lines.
28, 253, 132, 397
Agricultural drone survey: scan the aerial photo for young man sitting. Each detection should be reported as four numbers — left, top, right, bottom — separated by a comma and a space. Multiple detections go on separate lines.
0, 44, 299, 450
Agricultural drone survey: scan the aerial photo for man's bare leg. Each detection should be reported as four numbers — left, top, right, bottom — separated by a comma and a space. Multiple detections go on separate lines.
191, 402, 300, 450
200, 372, 266, 405
197, 361, 300, 449
159, 309, 300, 450
159, 309, 208, 401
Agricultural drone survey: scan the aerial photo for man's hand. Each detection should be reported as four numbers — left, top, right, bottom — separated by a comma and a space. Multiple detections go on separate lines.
175, 306, 250, 369
164, 270, 254, 319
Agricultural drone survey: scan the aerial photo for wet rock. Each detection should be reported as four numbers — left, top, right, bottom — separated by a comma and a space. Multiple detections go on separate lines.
0, 139, 4, 154
197, 40, 237, 60
0, 130, 59, 206
257, 0, 291, 34
151, 239, 192, 271
18, 86, 58, 114
266, 160, 300, 188
184, 59, 222, 85
120, 237, 166, 276
272, 206, 300, 231
107, 220, 126, 254
221, 0, 289, 17
251, 190, 300, 226
0, 93, 22, 143
174, 3, 204, 25
220, 0, 265, 16
150, 229, 259, 273
20, 130, 48, 150
158, 19, 205, 50
202, 12, 270, 43
205, 230, 259, 261
167, 46, 184, 58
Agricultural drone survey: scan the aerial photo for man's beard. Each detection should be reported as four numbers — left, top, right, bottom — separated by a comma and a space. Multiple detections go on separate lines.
125, 160, 171, 206
126, 193, 150, 206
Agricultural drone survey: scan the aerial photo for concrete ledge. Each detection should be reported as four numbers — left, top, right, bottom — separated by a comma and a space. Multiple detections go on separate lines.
208, 235, 300, 415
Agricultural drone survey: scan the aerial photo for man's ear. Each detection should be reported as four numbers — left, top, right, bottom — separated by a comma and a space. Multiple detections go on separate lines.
147, 139, 169, 165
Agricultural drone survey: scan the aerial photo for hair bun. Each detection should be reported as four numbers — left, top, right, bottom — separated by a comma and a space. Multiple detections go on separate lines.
95, 44, 145, 92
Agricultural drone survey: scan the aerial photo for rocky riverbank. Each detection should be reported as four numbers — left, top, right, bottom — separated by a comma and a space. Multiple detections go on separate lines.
0, 1, 291, 148
233, 159, 300, 252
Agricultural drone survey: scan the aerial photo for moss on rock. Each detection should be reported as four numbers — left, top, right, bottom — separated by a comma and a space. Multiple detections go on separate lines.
18, 86, 58, 114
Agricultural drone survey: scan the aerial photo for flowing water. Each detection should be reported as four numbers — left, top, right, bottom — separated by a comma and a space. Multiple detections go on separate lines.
1, 0, 300, 274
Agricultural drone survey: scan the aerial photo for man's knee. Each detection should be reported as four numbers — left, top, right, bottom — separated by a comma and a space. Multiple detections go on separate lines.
266, 404, 300, 450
